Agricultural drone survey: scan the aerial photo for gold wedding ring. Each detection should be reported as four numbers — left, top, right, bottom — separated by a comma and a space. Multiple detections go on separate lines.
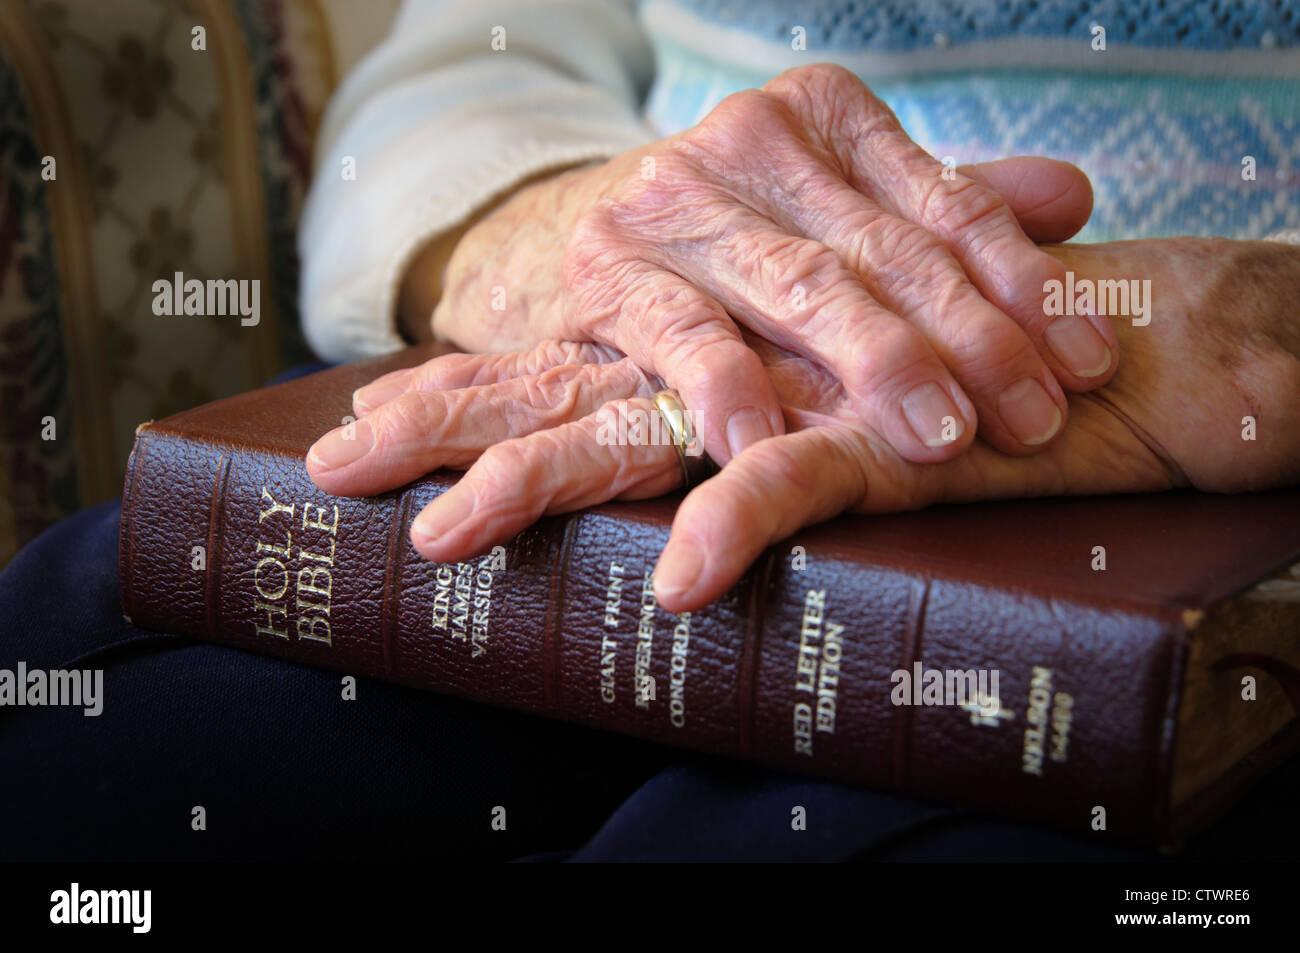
652, 389, 716, 489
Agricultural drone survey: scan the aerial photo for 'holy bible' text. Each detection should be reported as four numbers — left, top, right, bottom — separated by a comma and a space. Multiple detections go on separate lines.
251, 486, 340, 645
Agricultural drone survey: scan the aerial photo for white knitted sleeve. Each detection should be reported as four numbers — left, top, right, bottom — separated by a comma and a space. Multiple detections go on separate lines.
298, 0, 655, 361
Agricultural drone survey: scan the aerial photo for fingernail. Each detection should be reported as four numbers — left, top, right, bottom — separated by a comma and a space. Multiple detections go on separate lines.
1044, 316, 1112, 378
411, 490, 474, 545
998, 378, 1062, 446
901, 381, 965, 448
307, 418, 373, 470
353, 369, 413, 413
725, 407, 773, 458
654, 545, 703, 602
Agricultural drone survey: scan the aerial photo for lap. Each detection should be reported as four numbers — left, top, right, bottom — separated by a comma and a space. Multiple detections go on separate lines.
3, 503, 1281, 861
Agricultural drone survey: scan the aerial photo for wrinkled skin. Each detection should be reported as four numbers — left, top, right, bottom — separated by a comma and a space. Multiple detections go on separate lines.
422, 63, 1116, 466
310, 238, 1300, 612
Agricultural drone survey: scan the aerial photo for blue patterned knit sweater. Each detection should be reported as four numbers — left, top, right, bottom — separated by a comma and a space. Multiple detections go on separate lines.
640, 0, 1300, 240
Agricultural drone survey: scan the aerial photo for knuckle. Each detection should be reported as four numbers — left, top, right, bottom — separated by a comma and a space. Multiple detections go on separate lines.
374, 391, 440, 445
658, 331, 751, 391
858, 217, 954, 299
680, 90, 795, 181
682, 474, 762, 537
572, 360, 622, 397
846, 323, 936, 394
475, 441, 530, 494
812, 427, 882, 512
762, 235, 843, 296
945, 319, 1041, 386
745, 440, 815, 496
466, 354, 520, 388
629, 280, 722, 344
787, 250, 858, 309
917, 176, 1010, 237
552, 340, 614, 366
820, 204, 879, 257
520, 343, 567, 377
765, 63, 887, 159
697, 88, 782, 138
750, 237, 863, 330
411, 352, 474, 389
527, 339, 620, 375
766, 62, 860, 104
860, 216, 940, 267
833, 426, 930, 512
526, 365, 584, 416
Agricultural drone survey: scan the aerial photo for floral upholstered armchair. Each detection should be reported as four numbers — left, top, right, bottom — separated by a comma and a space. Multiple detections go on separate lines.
0, 0, 398, 566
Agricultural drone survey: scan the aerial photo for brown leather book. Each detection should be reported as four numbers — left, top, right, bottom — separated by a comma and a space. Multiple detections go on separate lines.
118, 344, 1300, 845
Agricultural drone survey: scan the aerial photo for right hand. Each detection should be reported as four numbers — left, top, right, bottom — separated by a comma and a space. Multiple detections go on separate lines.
399, 63, 1115, 466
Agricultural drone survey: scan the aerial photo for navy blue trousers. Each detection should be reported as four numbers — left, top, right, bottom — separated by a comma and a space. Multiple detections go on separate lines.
6, 499, 1300, 861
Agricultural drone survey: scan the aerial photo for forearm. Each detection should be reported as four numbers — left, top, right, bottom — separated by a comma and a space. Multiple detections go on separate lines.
1042, 237, 1300, 490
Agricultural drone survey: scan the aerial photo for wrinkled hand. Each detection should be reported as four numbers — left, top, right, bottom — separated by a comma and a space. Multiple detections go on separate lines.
311, 238, 1300, 612
415, 63, 1114, 465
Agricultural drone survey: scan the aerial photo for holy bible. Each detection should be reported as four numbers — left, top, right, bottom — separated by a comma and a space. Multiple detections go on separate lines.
119, 345, 1300, 845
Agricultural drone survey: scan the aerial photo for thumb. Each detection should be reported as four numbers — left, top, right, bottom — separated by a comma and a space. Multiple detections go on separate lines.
960, 157, 1094, 243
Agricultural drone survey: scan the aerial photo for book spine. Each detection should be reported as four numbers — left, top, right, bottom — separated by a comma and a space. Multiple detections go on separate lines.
120, 427, 1182, 841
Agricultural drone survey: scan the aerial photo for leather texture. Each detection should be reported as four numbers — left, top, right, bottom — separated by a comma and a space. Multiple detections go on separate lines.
119, 345, 1300, 842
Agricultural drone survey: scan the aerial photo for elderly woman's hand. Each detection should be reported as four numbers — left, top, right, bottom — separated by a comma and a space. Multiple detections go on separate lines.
310, 238, 1300, 612
396, 63, 1112, 467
